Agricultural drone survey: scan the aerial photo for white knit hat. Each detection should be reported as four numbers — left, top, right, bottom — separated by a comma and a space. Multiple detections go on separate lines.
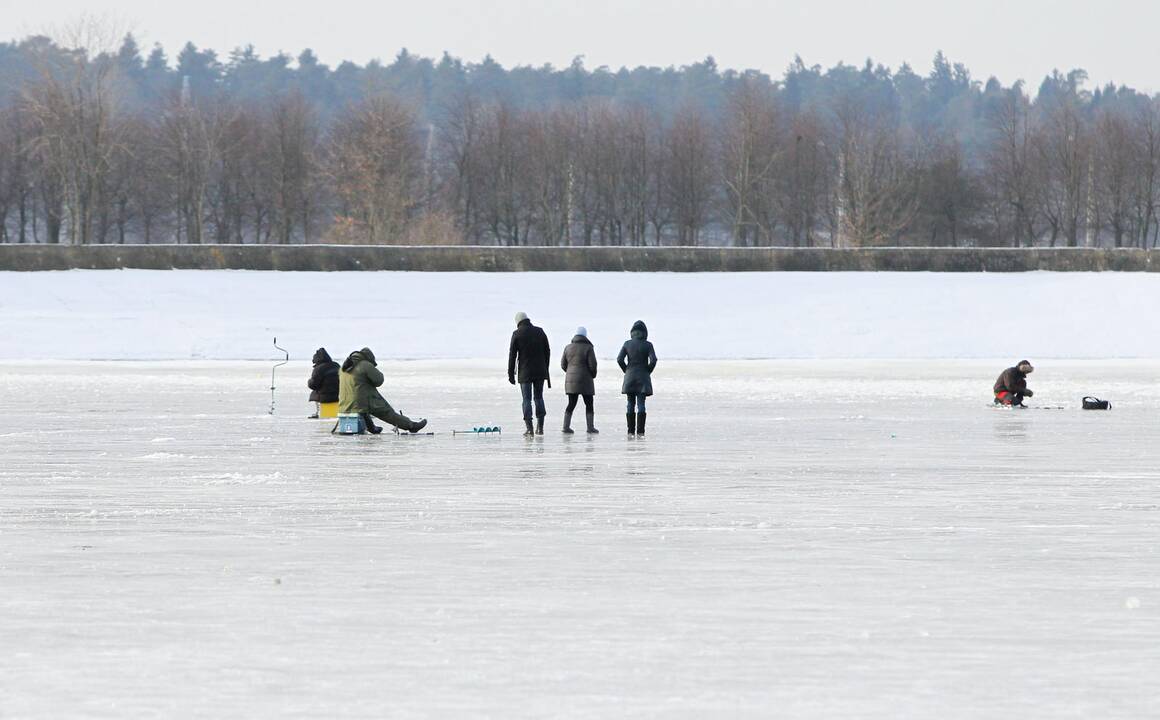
576, 326, 587, 337
514, 311, 528, 325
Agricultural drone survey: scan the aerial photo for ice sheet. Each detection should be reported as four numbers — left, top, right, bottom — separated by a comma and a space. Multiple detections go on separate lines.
1, 360, 1158, 717
1, 270, 1158, 360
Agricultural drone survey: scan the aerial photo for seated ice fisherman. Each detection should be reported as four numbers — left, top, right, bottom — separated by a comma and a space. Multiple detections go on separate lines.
993, 360, 1034, 406
338, 347, 428, 434
307, 348, 340, 418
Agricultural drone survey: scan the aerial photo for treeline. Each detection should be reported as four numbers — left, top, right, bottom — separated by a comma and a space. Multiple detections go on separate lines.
2, 33, 1160, 247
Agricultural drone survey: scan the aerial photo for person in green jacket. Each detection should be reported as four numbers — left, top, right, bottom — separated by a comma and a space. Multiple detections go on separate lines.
338, 347, 428, 434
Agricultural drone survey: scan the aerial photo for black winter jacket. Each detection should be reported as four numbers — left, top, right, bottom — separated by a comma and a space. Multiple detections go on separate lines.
508, 319, 552, 384
618, 320, 657, 396
308, 348, 340, 403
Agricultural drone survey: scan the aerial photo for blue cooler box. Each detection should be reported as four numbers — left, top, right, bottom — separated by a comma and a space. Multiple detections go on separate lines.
336, 413, 366, 435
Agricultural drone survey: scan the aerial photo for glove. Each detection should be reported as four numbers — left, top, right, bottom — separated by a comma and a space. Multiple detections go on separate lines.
1023, 389, 1034, 398
508, 375, 516, 385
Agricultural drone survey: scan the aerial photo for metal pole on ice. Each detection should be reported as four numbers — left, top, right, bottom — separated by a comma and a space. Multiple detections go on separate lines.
270, 337, 289, 415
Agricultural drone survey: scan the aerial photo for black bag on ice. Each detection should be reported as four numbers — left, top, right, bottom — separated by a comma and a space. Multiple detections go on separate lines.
1082, 397, 1111, 410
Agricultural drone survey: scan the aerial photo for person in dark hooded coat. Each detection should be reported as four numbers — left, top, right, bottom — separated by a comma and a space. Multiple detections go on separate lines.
617, 320, 657, 436
994, 360, 1034, 406
338, 347, 428, 434
306, 348, 340, 417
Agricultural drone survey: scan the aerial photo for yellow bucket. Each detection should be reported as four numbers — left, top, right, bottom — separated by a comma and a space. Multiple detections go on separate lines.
319, 402, 339, 419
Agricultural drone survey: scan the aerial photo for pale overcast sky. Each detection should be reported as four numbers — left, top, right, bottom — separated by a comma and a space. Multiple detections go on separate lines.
3, 0, 1159, 92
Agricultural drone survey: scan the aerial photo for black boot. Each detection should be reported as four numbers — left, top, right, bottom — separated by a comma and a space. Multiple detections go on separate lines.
410, 418, 428, 433
362, 414, 383, 435
627, 412, 636, 435
636, 412, 646, 436
523, 418, 534, 437
562, 410, 575, 434
586, 412, 599, 434
535, 416, 545, 435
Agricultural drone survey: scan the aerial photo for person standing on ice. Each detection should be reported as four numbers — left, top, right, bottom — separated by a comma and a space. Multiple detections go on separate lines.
306, 347, 340, 418
338, 347, 428, 434
994, 360, 1035, 406
560, 326, 599, 435
508, 312, 551, 436
618, 320, 657, 436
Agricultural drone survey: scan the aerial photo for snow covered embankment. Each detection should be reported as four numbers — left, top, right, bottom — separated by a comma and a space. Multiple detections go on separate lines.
0, 270, 1154, 360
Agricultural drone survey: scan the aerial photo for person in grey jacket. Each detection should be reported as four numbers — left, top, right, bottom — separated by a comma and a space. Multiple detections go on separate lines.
560, 326, 598, 434
617, 320, 657, 436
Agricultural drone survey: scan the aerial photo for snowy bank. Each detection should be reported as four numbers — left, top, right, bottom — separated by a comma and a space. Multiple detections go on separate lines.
0, 270, 1156, 360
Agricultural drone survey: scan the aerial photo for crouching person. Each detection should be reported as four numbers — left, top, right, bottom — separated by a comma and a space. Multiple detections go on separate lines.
994, 360, 1034, 406
339, 347, 428, 434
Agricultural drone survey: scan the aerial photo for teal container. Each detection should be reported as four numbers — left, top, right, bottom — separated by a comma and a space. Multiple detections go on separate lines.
336, 413, 366, 435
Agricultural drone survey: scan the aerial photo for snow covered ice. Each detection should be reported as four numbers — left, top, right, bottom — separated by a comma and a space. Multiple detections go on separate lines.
2, 357, 1159, 717
2, 270, 1160, 715
4, 269, 1160, 361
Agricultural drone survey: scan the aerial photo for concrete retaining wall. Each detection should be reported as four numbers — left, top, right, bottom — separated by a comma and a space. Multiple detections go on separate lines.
0, 245, 1157, 272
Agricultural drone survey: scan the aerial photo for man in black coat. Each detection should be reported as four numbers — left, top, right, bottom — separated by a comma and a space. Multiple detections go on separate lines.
508, 312, 551, 436
307, 347, 340, 418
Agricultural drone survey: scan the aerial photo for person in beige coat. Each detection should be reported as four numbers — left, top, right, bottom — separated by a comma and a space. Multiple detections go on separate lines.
560, 326, 599, 434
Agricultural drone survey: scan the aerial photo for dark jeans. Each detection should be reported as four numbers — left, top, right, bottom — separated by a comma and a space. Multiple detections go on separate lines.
626, 394, 647, 413
565, 393, 594, 413
521, 380, 546, 420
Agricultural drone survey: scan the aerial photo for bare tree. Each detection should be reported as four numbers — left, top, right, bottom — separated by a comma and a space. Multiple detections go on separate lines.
833, 95, 917, 247
124, 116, 171, 243
612, 105, 656, 246
720, 78, 779, 246
569, 104, 602, 246
99, 125, 136, 243
476, 101, 538, 245
776, 111, 832, 247
156, 79, 218, 243
21, 22, 130, 244
14, 37, 1160, 252
0, 103, 19, 241
524, 106, 575, 246
327, 94, 421, 244
590, 104, 628, 245
1037, 72, 1090, 247
666, 106, 713, 246
1131, 99, 1160, 248
984, 84, 1042, 247
436, 89, 485, 242
915, 136, 982, 246
1094, 109, 1136, 247
211, 102, 260, 243
266, 92, 319, 243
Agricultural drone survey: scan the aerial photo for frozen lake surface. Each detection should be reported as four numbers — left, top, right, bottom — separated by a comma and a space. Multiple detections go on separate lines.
3, 270, 1160, 360
2, 360, 1158, 717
